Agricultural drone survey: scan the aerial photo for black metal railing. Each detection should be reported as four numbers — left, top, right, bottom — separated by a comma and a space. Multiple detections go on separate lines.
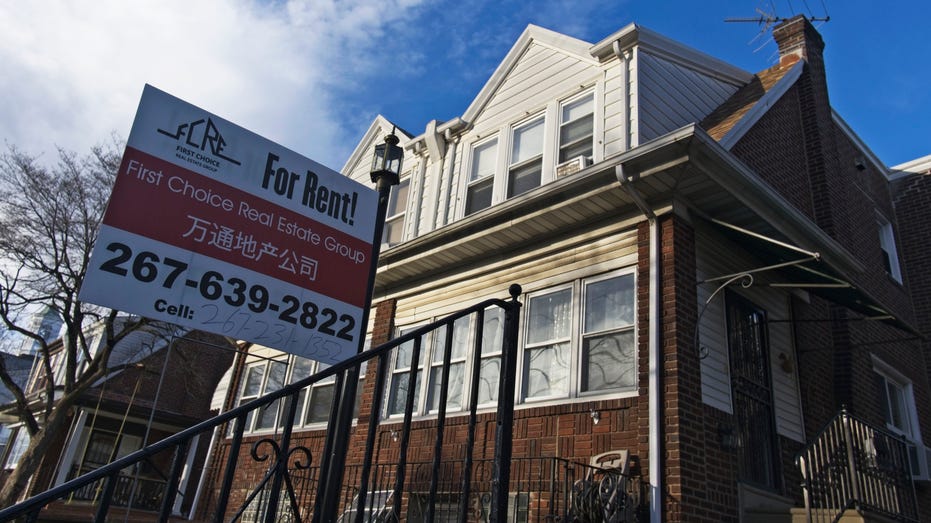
0, 287, 523, 523
225, 457, 643, 523
796, 408, 919, 523
66, 464, 168, 511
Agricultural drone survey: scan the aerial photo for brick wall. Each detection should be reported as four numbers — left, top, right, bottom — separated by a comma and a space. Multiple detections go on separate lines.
894, 168, 931, 523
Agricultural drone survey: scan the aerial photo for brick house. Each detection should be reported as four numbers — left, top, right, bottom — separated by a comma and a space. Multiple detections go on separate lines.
199, 16, 930, 522
0, 325, 234, 519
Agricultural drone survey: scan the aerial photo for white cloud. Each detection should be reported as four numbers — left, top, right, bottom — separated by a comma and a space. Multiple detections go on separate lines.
0, 0, 425, 169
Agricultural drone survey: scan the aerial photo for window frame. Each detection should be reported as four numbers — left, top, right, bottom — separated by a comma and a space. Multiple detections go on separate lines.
557, 91, 595, 164
506, 115, 546, 199
876, 213, 902, 283
3, 426, 29, 470
383, 175, 411, 247
872, 355, 922, 443
519, 269, 638, 403
464, 137, 499, 216
459, 83, 601, 219
386, 308, 506, 418
235, 350, 367, 434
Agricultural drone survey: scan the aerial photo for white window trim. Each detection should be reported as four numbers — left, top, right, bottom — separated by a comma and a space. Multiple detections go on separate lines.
383, 174, 411, 248
557, 90, 596, 164
384, 269, 638, 420
463, 137, 499, 217
518, 268, 638, 404
505, 114, 548, 200
235, 350, 368, 435
457, 82, 602, 220
386, 308, 506, 419
872, 354, 922, 444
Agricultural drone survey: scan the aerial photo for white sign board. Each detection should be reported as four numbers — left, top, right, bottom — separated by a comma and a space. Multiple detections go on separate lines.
80, 85, 377, 364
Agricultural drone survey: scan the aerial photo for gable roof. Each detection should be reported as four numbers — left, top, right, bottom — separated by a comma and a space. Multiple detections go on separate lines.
460, 24, 598, 125
591, 23, 752, 85
341, 115, 413, 175
701, 61, 803, 148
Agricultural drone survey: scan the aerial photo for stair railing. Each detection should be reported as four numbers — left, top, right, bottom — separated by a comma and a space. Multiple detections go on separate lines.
796, 407, 919, 523
0, 286, 522, 523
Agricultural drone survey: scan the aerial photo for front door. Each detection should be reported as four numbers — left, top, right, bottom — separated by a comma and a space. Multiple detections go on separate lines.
726, 292, 781, 490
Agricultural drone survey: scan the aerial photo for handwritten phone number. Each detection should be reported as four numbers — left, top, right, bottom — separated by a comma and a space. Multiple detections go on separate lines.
98, 241, 355, 341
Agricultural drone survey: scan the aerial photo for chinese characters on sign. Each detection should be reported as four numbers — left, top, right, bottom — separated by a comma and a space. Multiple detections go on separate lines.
80, 85, 377, 364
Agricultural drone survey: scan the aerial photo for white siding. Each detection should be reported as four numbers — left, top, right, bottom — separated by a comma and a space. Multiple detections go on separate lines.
602, 52, 631, 157
389, 226, 638, 325
696, 225, 804, 443
471, 44, 599, 134
637, 52, 740, 142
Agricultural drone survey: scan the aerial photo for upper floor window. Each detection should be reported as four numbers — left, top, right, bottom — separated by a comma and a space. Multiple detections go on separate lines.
460, 88, 598, 218
523, 271, 636, 401
558, 93, 594, 163
507, 117, 545, 198
384, 177, 410, 246
877, 214, 902, 283
466, 139, 497, 216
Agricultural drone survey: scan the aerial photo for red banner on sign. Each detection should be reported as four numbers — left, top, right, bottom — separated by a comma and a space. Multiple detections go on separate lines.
103, 147, 371, 307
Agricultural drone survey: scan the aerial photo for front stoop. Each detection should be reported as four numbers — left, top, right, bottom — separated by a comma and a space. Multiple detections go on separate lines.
790, 507, 904, 523
740, 483, 793, 522
743, 507, 793, 522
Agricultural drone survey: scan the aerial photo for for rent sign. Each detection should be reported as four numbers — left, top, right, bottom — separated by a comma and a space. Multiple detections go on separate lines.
80, 85, 377, 364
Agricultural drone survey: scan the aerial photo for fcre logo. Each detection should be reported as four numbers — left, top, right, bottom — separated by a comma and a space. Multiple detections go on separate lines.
157, 117, 241, 166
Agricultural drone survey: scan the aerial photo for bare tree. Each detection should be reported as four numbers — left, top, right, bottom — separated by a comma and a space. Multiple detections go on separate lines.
0, 141, 158, 505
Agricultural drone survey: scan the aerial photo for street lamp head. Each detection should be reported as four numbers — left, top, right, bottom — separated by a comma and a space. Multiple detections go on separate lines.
371, 130, 403, 185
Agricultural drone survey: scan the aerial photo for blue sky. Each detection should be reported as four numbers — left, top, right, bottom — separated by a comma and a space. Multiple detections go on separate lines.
1, 0, 928, 170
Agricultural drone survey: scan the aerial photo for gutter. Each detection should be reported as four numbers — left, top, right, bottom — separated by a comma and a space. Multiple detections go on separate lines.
616, 163, 662, 523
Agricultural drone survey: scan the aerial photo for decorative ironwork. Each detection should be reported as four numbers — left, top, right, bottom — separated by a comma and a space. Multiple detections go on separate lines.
230, 439, 314, 523
694, 272, 754, 359
796, 408, 919, 523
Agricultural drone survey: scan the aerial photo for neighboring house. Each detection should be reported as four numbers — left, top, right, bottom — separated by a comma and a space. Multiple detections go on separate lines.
200, 16, 931, 522
0, 322, 235, 518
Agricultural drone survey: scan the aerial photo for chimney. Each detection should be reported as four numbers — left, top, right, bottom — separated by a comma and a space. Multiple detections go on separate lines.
772, 15, 825, 68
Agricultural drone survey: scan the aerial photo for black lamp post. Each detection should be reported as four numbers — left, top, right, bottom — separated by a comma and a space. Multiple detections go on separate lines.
370, 130, 404, 186
314, 130, 402, 523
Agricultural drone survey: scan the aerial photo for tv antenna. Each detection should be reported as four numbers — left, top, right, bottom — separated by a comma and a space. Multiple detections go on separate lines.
725, 2, 830, 55
725, 2, 830, 26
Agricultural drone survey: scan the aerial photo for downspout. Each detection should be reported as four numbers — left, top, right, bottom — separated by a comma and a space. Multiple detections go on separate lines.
612, 41, 632, 151
616, 163, 662, 523
439, 130, 459, 227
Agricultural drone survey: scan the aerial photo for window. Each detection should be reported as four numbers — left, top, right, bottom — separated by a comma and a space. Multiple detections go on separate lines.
0, 425, 10, 464
877, 215, 902, 282
77, 429, 141, 474
384, 177, 410, 246
427, 317, 469, 412
508, 117, 544, 198
410, 492, 528, 522
874, 358, 920, 441
3, 427, 29, 469
236, 352, 366, 433
387, 326, 426, 417
873, 356, 925, 476
558, 93, 594, 163
477, 307, 505, 405
387, 308, 505, 417
522, 271, 636, 401
466, 139, 497, 215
